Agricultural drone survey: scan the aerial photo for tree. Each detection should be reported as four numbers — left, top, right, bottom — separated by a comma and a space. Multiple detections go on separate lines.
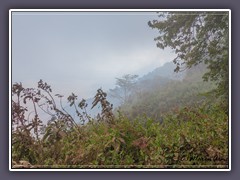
109, 74, 138, 104
148, 11, 229, 101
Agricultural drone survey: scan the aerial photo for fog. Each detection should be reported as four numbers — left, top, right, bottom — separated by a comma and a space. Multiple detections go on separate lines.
11, 11, 175, 99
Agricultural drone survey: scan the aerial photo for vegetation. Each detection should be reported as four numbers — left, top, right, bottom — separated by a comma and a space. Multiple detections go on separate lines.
11, 77, 228, 169
11, 11, 229, 169
118, 63, 216, 120
148, 11, 229, 101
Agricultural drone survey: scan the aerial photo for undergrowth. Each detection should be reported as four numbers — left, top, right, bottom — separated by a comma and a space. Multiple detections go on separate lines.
12, 84, 229, 169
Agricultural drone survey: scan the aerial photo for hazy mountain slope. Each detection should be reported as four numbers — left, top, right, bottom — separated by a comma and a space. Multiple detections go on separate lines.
108, 61, 183, 106
140, 61, 185, 81
117, 62, 215, 120
64, 61, 207, 122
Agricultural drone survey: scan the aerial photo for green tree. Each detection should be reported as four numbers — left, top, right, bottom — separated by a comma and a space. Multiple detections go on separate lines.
148, 11, 229, 101
110, 74, 138, 104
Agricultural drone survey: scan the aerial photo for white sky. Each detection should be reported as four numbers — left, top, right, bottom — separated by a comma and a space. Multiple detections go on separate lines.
12, 11, 175, 99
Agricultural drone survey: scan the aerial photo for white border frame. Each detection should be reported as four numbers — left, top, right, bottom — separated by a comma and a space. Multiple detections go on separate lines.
9, 9, 231, 171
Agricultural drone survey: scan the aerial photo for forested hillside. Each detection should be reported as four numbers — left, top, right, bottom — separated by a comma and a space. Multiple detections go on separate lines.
117, 62, 216, 120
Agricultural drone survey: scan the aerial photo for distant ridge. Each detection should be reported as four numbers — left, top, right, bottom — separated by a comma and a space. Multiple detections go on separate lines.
139, 61, 185, 81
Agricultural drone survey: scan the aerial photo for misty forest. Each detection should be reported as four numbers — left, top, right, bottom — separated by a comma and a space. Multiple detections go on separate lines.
11, 11, 229, 168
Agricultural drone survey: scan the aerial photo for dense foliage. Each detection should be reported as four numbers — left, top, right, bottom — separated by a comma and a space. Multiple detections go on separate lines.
11, 78, 228, 169
148, 11, 229, 101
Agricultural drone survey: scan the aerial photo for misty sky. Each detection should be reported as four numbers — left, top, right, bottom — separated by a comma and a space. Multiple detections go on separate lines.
12, 11, 175, 99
